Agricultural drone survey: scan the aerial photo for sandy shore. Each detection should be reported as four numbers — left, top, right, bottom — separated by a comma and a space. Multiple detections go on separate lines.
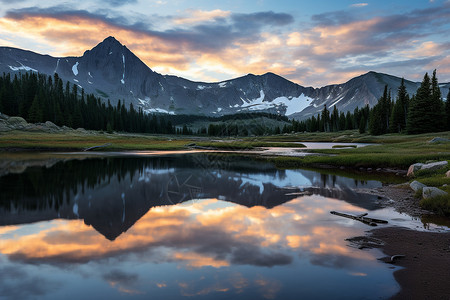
370, 227, 450, 300
359, 184, 450, 299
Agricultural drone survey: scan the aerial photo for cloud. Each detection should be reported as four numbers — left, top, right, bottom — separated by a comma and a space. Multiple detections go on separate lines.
0, 265, 60, 298
350, 3, 368, 8
231, 11, 294, 27
174, 9, 231, 24
103, 0, 137, 5
0, 3, 449, 86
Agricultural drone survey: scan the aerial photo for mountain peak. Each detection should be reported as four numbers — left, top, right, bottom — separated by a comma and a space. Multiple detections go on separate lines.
100, 36, 123, 47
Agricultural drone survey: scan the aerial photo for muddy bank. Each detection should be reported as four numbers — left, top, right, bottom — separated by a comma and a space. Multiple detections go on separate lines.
352, 183, 450, 299
369, 227, 450, 300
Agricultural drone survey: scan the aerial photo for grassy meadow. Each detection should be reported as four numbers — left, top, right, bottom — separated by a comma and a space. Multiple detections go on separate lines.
1, 129, 449, 215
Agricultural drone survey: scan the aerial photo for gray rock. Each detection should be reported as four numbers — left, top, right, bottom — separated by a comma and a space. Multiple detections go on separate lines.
44, 121, 60, 130
422, 187, 448, 199
428, 137, 450, 144
407, 163, 424, 177
410, 180, 426, 192
7, 116, 27, 126
407, 161, 448, 176
0, 112, 9, 120
420, 161, 448, 172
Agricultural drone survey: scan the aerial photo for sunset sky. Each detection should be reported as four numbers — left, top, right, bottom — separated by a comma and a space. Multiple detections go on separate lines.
0, 0, 449, 87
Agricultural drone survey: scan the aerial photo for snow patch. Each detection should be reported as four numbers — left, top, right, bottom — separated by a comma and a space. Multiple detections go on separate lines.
121, 54, 125, 84
88, 72, 93, 78
217, 107, 222, 112
73, 79, 79, 82
143, 108, 175, 115
138, 98, 150, 106
218, 82, 227, 88
54, 59, 60, 73
270, 94, 313, 115
239, 90, 312, 115
329, 95, 345, 108
9, 62, 38, 73
72, 62, 79, 76
197, 85, 206, 90
159, 82, 164, 91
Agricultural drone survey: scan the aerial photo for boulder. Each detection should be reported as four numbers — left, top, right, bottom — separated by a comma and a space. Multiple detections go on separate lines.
7, 116, 27, 126
407, 163, 424, 177
446, 170, 450, 178
420, 161, 448, 172
428, 137, 450, 144
410, 180, 426, 192
422, 187, 448, 199
407, 161, 448, 177
44, 121, 60, 130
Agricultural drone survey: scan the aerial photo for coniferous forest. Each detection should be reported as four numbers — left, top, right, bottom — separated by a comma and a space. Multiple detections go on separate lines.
0, 70, 449, 136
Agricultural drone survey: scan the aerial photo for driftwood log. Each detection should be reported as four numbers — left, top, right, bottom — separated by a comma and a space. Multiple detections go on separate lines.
330, 211, 388, 226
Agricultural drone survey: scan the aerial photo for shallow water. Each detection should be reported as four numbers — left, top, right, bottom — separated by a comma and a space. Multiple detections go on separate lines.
0, 153, 445, 299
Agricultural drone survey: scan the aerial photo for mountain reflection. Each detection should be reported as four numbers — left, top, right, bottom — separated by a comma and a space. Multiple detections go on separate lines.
0, 154, 383, 241
0, 154, 397, 299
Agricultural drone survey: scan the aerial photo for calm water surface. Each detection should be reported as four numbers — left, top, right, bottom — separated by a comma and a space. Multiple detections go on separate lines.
0, 153, 443, 299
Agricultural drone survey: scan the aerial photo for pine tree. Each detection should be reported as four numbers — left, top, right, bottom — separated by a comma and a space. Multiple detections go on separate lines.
369, 86, 390, 135
28, 94, 43, 123
359, 115, 366, 134
389, 78, 409, 133
407, 71, 445, 134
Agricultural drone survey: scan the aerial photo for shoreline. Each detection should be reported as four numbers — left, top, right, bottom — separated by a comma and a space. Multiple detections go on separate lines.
369, 227, 450, 300
359, 184, 450, 299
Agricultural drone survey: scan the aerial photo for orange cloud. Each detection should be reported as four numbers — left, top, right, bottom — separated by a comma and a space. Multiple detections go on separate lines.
174, 9, 231, 24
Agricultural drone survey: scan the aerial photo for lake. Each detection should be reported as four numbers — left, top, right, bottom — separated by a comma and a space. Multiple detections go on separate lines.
0, 152, 443, 299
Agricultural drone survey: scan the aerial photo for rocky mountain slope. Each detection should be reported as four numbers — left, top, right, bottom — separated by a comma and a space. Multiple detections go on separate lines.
1, 37, 448, 119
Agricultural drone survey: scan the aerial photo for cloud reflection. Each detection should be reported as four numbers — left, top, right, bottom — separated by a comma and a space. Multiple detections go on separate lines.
0, 196, 374, 271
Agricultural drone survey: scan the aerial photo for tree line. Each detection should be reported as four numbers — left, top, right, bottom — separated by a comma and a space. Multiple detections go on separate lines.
287, 70, 450, 135
0, 70, 449, 136
0, 72, 176, 134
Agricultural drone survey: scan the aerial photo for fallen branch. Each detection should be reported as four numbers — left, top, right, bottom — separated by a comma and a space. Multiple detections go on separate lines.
330, 211, 388, 226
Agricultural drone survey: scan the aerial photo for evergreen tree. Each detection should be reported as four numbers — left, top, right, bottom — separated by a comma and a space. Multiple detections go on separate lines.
369, 86, 390, 135
389, 78, 409, 133
407, 71, 445, 134
28, 94, 43, 123
359, 115, 366, 134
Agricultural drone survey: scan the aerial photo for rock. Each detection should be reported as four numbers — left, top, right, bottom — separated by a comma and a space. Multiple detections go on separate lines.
420, 161, 448, 172
0, 112, 9, 120
7, 116, 27, 127
428, 137, 450, 144
407, 163, 424, 177
407, 161, 448, 177
446, 170, 450, 178
44, 121, 60, 130
410, 180, 426, 192
376, 168, 382, 172
367, 168, 372, 171
422, 187, 448, 199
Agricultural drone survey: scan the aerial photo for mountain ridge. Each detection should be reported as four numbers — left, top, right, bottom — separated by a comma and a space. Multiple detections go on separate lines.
1, 36, 448, 119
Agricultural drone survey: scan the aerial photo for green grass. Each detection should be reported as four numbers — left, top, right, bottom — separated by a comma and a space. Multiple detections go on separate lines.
0, 131, 192, 151
412, 167, 450, 216
420, 195, 450, 216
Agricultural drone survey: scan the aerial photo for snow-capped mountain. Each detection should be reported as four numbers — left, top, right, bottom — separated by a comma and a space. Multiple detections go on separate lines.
1, 37, 448, 119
